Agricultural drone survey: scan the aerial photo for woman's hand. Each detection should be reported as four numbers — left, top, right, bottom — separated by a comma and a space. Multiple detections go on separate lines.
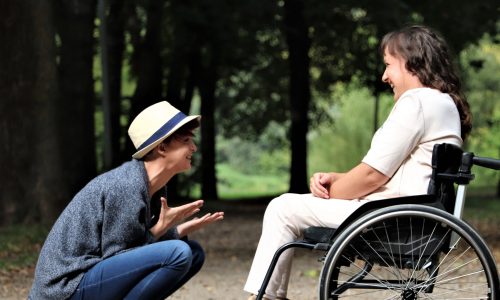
310, 172, 333, 198
149, 197, 204, 240
177, 211, 224, 238
310, 172, 344, 199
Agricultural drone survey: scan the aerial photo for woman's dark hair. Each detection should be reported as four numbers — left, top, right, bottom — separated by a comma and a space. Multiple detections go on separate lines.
380, 25, 472, 140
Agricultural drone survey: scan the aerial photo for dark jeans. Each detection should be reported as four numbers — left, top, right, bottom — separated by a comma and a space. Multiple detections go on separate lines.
69, 239, 205, 300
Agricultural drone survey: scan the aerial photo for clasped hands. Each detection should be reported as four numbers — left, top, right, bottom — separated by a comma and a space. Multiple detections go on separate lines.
150, 197, 224, 240
309, 172, 342, 199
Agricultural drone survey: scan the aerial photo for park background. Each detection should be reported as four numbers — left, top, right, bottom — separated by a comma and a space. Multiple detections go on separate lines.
0, 0, 499, 298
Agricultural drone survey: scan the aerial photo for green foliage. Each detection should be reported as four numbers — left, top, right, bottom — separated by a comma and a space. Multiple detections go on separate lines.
308, 82, 393, 175
213, 81, 399, 199
216, 164, 288, 199
460, 32, 500, 186
463, 187, 500, 221
217, 121, 290, 176
91, 1, 499, 197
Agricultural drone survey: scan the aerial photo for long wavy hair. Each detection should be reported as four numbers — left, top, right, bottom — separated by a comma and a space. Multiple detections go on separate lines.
380, 25, 472, 140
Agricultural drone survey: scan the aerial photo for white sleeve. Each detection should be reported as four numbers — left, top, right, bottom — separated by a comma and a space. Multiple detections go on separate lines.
362, 95, 424, 177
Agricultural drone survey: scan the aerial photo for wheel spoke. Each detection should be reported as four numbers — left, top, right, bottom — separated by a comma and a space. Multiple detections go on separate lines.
320, 207, 498, 300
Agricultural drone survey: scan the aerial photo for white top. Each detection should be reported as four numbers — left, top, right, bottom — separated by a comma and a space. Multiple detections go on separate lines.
361, 88, 462, 200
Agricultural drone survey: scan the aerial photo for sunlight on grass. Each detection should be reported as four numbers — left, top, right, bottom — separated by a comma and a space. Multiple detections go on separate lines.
217, 163, 288, 199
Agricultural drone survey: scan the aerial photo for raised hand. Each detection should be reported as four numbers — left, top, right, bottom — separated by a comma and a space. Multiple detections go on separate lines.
177, 211, 224, 238
149, 197, 204, 240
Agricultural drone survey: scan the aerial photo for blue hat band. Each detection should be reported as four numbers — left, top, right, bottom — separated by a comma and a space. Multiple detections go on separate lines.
137, 111, 187, 151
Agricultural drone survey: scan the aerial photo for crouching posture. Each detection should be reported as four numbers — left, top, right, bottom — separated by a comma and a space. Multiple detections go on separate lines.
30, 101, 224, 300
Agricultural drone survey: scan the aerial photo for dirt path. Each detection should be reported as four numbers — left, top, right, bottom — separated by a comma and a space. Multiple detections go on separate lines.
2, 200, 499, 300
169, 202, 321, 300
1, 201, 321, 300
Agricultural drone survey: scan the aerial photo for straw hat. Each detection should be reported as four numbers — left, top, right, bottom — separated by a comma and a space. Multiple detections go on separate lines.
128, 101, 201, 159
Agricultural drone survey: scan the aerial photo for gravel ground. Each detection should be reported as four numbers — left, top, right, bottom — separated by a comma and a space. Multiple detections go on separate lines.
1, 201, 322, 300
169, 201, 322, 300
2, 200, 499, 300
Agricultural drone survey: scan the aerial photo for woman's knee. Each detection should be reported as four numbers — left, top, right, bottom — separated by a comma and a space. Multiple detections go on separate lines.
265, 193, 295, 222
159, 240, 193, 271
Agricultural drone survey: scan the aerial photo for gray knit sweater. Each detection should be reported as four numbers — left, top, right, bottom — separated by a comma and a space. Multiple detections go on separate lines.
29, 159, 179, 299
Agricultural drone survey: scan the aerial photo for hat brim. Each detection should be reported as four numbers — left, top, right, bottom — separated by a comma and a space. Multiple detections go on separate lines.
132, 115, 200, 159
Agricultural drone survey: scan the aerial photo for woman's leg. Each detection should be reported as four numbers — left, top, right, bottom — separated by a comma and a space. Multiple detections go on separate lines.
70, 240, 193, 300
159, 239, 205, 295
244, 193, 365, 299
125, 239, 206, 299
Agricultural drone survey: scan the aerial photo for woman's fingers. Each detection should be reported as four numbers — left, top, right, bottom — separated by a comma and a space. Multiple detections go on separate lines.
183, 200, 203, 217
192, 212, 224, 231
310, 173, 330, 198
158, 197, 168, 219
204, 212, 224, 223
160, 197, 168, 209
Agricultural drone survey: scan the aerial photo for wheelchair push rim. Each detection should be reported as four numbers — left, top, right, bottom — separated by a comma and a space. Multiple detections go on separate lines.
319, 204, 499, 300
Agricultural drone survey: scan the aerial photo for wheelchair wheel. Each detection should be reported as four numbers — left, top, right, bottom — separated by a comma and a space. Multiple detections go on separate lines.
319, 204, 499, 300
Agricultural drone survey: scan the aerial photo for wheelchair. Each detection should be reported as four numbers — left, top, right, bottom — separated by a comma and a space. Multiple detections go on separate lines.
257, 143, 500, 299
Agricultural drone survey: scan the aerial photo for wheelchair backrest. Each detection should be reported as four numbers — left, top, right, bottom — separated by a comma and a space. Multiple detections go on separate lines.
427, 143, 464, 214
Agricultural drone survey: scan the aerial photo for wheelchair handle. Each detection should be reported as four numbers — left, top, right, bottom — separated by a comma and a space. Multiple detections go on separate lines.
453, 152, 499, 185
473, 156, 500, 170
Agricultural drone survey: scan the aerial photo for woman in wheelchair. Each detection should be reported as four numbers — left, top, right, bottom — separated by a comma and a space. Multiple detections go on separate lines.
244, 25, 473, 300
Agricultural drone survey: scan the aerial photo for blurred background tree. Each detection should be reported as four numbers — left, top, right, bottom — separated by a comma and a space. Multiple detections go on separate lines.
0, 0, 498, 225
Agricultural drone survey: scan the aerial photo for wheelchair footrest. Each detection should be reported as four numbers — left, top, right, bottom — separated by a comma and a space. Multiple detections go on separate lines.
303, 226, 336, 244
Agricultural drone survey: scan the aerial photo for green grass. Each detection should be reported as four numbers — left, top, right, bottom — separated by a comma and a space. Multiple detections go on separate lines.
0, 225, 49, 270
217, 163, 288, 199
463, 186, 500, 221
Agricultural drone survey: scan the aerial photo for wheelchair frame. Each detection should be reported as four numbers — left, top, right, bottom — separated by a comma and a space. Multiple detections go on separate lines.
256, 143, 500, 299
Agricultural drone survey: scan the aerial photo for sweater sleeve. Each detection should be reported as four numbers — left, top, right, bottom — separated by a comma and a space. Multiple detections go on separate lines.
30, 181, 106, 300
161, 227, 181, 240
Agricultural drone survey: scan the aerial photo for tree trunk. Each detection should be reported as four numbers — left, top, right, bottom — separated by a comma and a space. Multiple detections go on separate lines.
54, 0, 97, 205
283, 0, 311, 193
165, 42, 201, 201
199, 52, 219, 200
165, 40, 187, 109
182, 51, 201, 114
125, 0, 165, 157
0, 0, 64, 225
102, 0, 126, 169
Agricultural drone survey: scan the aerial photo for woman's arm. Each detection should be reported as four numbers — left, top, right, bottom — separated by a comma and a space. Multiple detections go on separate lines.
328, 162, 389, 199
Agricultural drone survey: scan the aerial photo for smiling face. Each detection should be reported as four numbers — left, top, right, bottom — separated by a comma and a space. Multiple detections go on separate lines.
382, 48, 424, 101
163, 133, 197, 173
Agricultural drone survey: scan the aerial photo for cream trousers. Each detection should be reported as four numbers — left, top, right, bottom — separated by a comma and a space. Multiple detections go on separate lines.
244, 193, 367, 299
